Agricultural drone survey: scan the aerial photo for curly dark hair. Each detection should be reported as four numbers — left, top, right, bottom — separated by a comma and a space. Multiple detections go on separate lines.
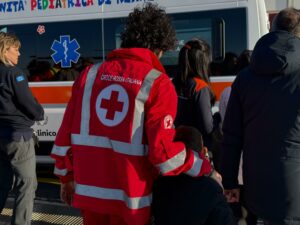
120, 3, 176, 53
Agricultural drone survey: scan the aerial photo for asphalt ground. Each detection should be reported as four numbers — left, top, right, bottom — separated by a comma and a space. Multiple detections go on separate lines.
0, 164, 265, 225
0, 198, 82, 225
0, 164, 82, 225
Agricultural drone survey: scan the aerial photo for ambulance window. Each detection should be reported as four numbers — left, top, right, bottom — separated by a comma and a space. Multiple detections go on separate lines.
104, 8, 247, 77
162, 17, 213, 78
103, 7, 247, 77
164, 8, 247, 77
1, 19, 103, 82
103, 18, 124, 58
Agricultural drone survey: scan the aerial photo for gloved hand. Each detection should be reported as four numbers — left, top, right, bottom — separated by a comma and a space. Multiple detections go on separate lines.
60, 181, 75, 206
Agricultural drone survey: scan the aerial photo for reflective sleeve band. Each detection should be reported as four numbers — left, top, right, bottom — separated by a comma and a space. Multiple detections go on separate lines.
71, 134, 148, 156
131, 69, 161, 144
51, 145, 70, 156
54, 167, 68, 176
185, 151, 203, 177
75, 183, 152, 210
81, 63, 102, 135
155, 149, 186, 174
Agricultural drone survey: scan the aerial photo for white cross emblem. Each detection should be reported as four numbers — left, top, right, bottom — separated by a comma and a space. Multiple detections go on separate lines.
96, 84, 129, 127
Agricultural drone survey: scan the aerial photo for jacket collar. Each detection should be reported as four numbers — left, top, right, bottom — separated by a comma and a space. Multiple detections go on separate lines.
107, 48, 166, 74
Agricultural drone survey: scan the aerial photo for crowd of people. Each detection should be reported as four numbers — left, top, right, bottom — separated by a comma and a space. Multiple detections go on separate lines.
1, 2, 300, 225
27, 57, 94, 82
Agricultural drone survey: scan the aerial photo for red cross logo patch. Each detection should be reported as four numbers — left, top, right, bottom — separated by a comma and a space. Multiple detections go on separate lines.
164, 115, 173, 129
96, 84, 129, 127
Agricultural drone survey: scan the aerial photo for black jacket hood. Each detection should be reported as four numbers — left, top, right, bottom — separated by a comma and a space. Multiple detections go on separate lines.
250, 31, 300, 75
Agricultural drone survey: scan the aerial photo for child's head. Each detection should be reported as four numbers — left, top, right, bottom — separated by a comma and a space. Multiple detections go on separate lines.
174, 125, 204, 152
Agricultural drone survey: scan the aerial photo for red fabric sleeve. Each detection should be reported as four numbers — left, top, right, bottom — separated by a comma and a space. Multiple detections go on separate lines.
145, 74, 212, 177
51, 66, 91, 183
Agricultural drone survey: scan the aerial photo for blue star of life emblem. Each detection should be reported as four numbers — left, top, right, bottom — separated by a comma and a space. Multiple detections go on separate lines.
51, 35, 80, 68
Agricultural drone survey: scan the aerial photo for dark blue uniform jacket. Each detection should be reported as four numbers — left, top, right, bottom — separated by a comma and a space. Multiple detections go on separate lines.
0, 63, 44, 141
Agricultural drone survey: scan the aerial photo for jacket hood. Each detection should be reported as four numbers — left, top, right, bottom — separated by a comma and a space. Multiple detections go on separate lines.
250, 31, 300, 75
107, 48, 166, 74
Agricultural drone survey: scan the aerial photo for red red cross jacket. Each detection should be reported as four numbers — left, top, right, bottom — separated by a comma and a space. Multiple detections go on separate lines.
51, 48, 212, 225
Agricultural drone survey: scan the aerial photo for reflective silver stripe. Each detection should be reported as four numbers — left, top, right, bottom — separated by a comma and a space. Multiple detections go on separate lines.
54, 167, 68, 176
51, 145, 70, 156
81, 63, 101, 135
75, 183, 152, 210
131, 69, 161, 144
71, 134, 148, 156
185, 151, 203, 177
155, 149, 186, 174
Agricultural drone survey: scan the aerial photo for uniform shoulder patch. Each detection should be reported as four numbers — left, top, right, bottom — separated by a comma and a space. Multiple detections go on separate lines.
193, 77, 208, 92
164, 115, 174, 129
16, 75, 25, 82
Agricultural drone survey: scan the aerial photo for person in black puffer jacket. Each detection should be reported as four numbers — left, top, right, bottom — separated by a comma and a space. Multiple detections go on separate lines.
220, 8, 300, 225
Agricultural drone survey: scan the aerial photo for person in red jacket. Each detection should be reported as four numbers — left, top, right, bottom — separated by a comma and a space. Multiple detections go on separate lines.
51, 3, 215, 225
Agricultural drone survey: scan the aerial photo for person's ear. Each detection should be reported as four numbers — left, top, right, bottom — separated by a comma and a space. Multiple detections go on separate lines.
154, 49, 164, 58
157, 50, 163, 58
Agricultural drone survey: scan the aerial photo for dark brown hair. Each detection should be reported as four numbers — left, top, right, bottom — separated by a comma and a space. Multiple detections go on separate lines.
174, 38, 215, 104
174, 125, 203, 152
236, 49, 252, 72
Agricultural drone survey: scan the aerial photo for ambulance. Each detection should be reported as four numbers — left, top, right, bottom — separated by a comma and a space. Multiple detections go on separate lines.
0, 0, 269, 162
